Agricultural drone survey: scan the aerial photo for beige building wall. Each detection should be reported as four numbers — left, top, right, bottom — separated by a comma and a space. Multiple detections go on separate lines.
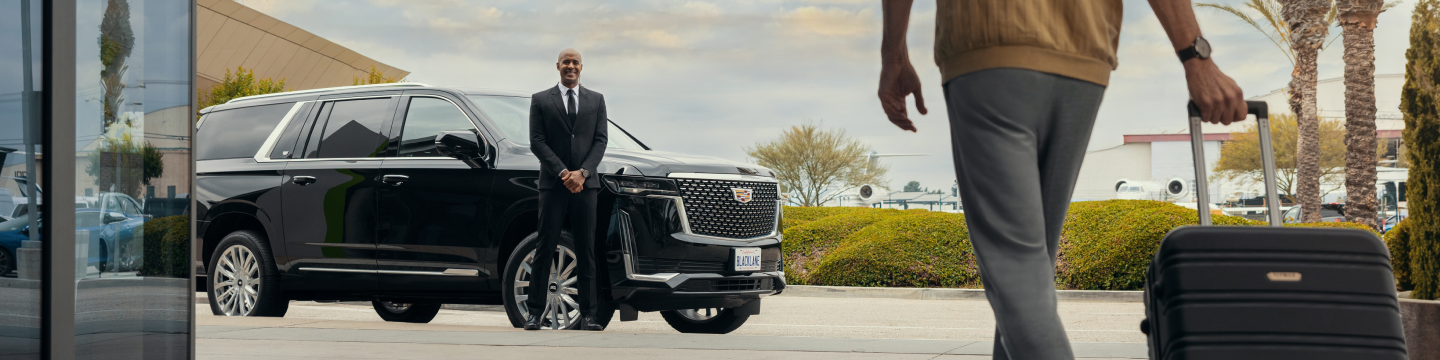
196, 0, 409, 95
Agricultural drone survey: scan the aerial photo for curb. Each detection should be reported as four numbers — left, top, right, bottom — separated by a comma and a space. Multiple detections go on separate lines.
782, 285, 1143, 303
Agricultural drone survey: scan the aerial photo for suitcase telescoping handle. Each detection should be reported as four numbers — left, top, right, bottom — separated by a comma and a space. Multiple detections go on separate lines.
1187, 100, 1281, 227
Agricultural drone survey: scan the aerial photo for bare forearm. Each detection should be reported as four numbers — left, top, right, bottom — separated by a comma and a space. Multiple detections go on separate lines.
881, 0, 914, 63
1148, 0, 1203, 51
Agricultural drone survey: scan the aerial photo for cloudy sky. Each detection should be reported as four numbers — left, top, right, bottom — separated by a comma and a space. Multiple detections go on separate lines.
237, 0, 1417, 193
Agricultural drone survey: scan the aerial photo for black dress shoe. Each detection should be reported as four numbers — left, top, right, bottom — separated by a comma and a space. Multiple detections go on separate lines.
581, 317, 605, 331
523, 313, 544, 330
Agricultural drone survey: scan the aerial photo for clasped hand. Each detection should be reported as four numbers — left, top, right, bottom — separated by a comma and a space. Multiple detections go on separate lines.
560, 170, 584, 193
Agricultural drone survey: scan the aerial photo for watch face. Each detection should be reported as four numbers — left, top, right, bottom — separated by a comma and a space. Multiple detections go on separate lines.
1195, 37, 1211, 59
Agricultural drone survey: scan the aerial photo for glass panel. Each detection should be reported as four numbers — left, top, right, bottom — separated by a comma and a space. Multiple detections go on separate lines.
315, 98, 392, 158
194, 103, 293, 160
74, 0, 191, 358
0, 0, 43, 357
398, 97, 475, 157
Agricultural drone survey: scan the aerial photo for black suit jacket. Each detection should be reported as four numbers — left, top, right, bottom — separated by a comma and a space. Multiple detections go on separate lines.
529, 85, 608, 190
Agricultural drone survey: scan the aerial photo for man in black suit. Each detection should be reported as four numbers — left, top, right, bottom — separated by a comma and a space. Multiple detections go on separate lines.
524, 48, 608, 331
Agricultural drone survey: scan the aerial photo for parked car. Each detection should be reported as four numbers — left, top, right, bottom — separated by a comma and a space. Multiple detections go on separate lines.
1281, 204, 1347, 224
194, 83, 783, 333
0, 193, 148, 276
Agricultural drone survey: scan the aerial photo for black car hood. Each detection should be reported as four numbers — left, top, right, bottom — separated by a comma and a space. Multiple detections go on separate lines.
600, 149, 774, 178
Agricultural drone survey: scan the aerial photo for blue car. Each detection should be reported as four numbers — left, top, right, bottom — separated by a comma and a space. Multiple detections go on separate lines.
0, 193, 147, 276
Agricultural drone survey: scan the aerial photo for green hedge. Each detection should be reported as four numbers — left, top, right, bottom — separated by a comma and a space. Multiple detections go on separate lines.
782, 201, 1397, 291
781, 208, 907, 285
781, 206, 875, 232
1056, 200, 1257, 290
807, 212, 980, 288
1386, 219, 1414, 290
138, 215, 190, 278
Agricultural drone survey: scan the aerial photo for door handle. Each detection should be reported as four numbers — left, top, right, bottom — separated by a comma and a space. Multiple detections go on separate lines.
291, 176, 317, 186
381, 174, 409, 186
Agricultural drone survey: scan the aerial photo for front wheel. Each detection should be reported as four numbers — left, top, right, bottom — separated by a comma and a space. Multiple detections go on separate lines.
372, 301, 442, 323
660, 307, 750, 334
501, 231, 612, 330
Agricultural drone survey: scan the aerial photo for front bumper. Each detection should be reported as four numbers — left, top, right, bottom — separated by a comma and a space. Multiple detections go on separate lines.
606, 194, 785, 311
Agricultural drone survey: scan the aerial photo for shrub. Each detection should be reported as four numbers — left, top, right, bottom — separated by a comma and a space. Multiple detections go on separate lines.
138, 215, 190, 278
782, 208, 906, 284
1386, 219, 1414, 290
807, 212, 980, 288
781, 206, 883, 231
1057, 200, 1256, 290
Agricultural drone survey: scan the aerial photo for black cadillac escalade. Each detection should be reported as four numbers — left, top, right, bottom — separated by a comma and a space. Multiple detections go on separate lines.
194, 83, 784, 333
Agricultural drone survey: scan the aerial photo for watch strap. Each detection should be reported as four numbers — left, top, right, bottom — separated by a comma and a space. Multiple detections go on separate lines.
1177, 46, 1200, 62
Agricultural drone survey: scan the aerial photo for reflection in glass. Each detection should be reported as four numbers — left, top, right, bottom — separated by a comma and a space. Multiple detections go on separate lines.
0, 0, 43, 358
73, 0, 191, 358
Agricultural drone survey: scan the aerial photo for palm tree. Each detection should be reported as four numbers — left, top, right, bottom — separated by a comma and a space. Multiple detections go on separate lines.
1338, 0, 1391, 230
1198, 0, 1401, 224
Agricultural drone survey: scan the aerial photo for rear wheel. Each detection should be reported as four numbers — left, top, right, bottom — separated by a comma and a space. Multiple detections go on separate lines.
207, 230, 288, 317
372, 301, 442, 323
660, 307, 749, 334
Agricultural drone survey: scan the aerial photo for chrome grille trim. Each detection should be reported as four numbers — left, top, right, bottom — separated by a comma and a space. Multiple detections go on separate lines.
672, 178, 780, 240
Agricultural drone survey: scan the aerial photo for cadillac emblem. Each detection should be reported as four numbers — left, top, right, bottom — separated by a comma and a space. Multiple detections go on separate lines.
732, 188, 754, 203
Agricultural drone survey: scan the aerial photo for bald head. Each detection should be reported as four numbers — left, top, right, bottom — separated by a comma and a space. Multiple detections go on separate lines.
556, 48, 583, 88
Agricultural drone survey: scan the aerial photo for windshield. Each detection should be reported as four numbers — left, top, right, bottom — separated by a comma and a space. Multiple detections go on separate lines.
466, 95, 647, 150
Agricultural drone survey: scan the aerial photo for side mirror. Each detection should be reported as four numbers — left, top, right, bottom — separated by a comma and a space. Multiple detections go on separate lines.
435, 130, 489, 169
104, 212, 129, 224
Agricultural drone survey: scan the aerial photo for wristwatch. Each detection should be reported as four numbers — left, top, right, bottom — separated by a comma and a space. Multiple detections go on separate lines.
580, 169, 589, 178
1177, 36, 1211, 63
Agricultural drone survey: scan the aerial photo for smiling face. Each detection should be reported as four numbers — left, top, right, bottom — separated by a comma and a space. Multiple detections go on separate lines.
556, 49, 582, 88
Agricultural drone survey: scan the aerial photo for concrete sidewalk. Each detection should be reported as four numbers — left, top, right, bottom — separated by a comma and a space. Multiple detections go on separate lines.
197, 316, 1148, 359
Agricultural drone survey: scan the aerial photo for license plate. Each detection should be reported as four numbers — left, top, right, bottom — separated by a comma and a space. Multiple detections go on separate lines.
733, 248, 762, 272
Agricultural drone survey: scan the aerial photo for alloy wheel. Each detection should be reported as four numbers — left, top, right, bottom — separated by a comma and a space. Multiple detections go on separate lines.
0, 250, 12, 276
677, 308, 723, 321
512, 245, 579, 330
213, 244, 261, 316
118, 241, 137, 271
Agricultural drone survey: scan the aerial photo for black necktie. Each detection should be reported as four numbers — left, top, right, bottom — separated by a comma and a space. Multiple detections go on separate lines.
566, 89, 577, 125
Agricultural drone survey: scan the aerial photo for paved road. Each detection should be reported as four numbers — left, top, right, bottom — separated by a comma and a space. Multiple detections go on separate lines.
197, 293, 1149, 359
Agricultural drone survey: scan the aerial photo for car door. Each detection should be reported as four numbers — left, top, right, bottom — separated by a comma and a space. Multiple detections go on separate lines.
280, 96, 398, 293
375, 94, 495, 294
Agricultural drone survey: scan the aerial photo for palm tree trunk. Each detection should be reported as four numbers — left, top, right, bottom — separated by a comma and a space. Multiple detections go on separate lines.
1339, 0, 1386, 229
1282, 0, 1330, 222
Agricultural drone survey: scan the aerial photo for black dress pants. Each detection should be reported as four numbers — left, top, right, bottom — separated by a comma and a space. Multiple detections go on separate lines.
526, 187, 599, 319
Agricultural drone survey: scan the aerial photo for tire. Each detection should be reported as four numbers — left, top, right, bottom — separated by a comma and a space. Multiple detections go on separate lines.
0, 248, 13, 277
660, 307, 750, 334
501, 231, 612, 330
117, 237, 138, 272
207, 230, 289, 317
96, 241, 110, 274
372, 301, 442, 323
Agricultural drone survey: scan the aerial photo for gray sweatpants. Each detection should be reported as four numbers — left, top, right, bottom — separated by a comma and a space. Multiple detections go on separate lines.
943, 69, 1105, 360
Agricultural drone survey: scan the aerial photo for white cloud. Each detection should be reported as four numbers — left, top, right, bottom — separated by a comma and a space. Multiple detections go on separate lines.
778, 6, 876, 37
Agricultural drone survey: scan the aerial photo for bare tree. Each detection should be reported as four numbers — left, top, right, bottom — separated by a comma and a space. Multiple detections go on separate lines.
1338, 0, 1389, 229
747, 123, 888, 207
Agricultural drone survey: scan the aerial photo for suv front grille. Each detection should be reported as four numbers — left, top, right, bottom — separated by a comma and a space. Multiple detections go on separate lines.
675, 178, 779, 239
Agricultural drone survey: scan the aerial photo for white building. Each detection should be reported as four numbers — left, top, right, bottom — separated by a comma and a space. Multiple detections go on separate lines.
1074, 74, 1405, 203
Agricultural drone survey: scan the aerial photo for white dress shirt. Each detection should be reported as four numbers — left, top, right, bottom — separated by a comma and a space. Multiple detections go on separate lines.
557, 82, 580, 114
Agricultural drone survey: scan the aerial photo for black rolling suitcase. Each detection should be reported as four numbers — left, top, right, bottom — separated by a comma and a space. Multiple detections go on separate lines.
1140, 101, 1407, 360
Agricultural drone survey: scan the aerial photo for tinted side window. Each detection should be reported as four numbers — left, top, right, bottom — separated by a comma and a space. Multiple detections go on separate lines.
312, 98, 394, 159
398, 97, 476, 157
268, 102, 315, 159
195, 103, 295, 160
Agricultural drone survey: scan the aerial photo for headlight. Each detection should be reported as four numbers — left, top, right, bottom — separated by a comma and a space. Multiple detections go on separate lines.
602, 175, 678, 195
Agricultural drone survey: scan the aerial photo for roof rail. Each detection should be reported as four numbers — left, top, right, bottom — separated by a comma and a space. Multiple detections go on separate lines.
225, 82, 432, 104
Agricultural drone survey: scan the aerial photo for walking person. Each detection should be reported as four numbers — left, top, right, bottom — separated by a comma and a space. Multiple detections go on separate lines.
878, 0, 1247, 358
525, 48, 609, 331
